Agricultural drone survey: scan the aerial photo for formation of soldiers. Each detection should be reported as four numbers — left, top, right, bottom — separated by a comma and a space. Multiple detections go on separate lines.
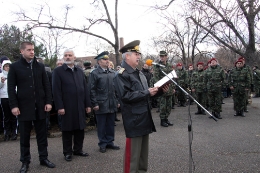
150, 53, 259, 125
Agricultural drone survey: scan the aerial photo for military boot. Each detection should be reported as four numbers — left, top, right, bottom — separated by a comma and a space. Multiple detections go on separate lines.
216, 112, 222, 119
241, 110, 245, 117
201, 109, 206, 115
209, 111, 214, 119
160, 119, 168, 127
195, 108, 202, 115
234, 111, 239, 116
166, 119, 173, 126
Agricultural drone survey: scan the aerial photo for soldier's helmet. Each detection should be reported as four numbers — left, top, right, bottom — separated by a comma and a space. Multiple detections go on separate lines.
83, 61, 91, 67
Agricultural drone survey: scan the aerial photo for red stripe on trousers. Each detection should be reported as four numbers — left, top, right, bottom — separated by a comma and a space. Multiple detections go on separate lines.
124, 138, 131, 173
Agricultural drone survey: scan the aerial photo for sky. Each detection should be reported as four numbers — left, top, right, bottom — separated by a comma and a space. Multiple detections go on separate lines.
0, 0, 169, 57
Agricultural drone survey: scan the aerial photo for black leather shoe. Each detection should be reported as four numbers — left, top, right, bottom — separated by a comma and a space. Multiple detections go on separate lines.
20, 163, 29, 173
106, 145, 120, 150
4, 135, 10, 141
160, 119, 168, 127
64, 155, 72, 161
11, 134, 17, 140
99, 147, 106, 153
166, 119, 173, 126
216, 113, 222, 119
73, 152, 89, 157
195, 111, 202, 115
40, 159, 55, 168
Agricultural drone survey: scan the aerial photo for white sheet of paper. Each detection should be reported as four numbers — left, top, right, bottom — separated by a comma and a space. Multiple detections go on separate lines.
154, 70, 178, 87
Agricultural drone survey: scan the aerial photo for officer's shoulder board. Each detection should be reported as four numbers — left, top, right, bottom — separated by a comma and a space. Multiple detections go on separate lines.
118, 68, 125, 74
89, 68, 96, 73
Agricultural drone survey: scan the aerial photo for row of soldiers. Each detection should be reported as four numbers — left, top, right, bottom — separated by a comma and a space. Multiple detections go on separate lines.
147, 52, 259, 126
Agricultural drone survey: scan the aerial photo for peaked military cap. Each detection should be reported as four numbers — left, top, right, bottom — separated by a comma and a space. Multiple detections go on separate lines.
159, 50, 167, 56
119, 40, 141, 54
95, 51, 109, 60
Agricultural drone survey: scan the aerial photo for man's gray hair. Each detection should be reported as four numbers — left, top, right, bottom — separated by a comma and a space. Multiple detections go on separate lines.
63, 49, 75, 56
122, 52, 132, 60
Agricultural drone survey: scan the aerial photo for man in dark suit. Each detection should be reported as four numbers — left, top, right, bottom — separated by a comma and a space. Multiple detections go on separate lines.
52, 49, 91, 162
8, 41, 55, 173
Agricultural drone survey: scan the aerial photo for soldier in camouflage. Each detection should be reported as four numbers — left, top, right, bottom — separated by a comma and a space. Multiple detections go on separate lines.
153, 51, 175, 127
188, 64, 195, 105
191, 62, 206, 115
238, 57, 253, 112
83, 61, 92, 83
176, 63, 188, 107
228, 60, 251, 116
204, 58, 225, 119
83, 61, 96, 126
253, 66, 260, 97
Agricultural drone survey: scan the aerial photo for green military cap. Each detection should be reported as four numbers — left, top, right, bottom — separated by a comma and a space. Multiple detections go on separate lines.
119, 40, 141, 54
83, 61, 91, 66
95, 51, 109, 60
159, 50, 167, 56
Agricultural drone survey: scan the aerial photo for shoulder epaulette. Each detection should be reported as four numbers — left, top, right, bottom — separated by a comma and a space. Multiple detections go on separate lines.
118, 68, 125, 74
89, 68, 96, 73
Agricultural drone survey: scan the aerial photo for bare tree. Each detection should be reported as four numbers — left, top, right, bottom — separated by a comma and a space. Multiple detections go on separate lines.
16, 0, 121, 65
34, 28, 69, 59
156, 0, 260, 65
86, 38, 115, 55
187, 0, 260, 64
151, 10, 205, 67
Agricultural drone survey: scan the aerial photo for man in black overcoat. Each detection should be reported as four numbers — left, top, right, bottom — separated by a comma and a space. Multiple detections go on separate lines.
52, 49, 91, 162
8, 41, 55, 173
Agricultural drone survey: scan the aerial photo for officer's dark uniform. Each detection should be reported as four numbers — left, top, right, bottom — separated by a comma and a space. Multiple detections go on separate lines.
89, 51, 119, 153
114, 40, 162, 173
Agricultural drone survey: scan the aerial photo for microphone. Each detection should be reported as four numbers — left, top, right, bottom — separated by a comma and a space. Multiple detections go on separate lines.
146, 59, 165, 68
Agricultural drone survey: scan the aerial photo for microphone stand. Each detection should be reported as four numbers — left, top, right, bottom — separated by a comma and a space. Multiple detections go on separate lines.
158, 67, 217, 173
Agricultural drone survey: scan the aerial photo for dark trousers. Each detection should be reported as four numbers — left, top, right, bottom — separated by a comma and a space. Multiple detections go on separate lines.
62, 129, 85, 156
96, 113, 115, 148
2, 98, 17, 135
0, 104, 3, 133
19, 119, 48, 163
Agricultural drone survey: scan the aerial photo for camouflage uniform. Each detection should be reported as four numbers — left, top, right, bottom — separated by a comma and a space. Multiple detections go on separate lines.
253, 68, 260, 97
204, 65, 225, 119
176, 68, 188, 106
191, 69, 206, 114
228, 66, 250, 116
83, 62, 96, 126
153, 61, 174, 126
243, 64, 253, 110
188, 70, 195, 105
